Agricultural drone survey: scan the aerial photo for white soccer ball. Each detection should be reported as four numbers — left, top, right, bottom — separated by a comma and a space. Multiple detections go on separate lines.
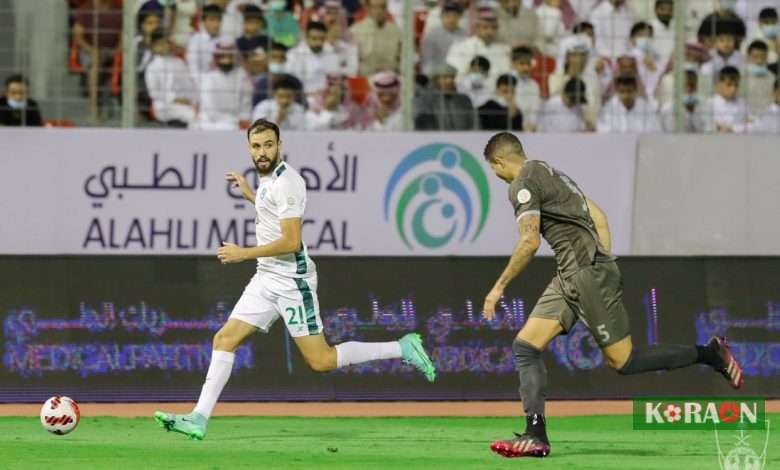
40, 396, 80, 435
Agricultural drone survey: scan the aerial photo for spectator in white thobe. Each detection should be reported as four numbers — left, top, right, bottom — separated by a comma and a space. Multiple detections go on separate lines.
193, 39, 253, 130
598, 75, 662, 133
144, 30, 196, 125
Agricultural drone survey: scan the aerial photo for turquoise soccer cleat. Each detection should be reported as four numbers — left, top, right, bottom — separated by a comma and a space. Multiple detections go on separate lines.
399, 333, 436, 382
154, 411, 208, 441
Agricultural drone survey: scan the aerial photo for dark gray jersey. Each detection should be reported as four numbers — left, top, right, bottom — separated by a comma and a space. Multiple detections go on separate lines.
508, 160, 611, 276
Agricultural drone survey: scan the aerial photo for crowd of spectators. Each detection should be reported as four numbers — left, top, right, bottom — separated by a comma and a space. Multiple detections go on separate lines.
3, 0, 779, 133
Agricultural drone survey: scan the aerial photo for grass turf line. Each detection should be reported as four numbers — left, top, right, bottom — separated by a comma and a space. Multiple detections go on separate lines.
1, 415, 777, 469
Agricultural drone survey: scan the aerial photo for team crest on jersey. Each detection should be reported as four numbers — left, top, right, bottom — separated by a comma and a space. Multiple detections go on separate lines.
517, 189, 531, 204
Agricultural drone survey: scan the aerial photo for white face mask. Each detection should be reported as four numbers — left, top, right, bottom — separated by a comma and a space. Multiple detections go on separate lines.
7, 98, 26, 109
719, 0, 737, 11
747, 63, 770, 77
684, 61, 700, 72
268, 62, 286, 74
761, 24, 779, 39
635, 37, 653, 53
466, 72, 485, 89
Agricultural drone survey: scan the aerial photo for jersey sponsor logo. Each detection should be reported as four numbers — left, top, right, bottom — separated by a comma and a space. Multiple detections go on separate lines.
517, 189, 531, 204
383, 144, 490, 250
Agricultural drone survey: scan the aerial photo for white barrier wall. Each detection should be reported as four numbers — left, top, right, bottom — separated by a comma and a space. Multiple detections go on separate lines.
0, 129, 638, 256
633, 135, 780, 255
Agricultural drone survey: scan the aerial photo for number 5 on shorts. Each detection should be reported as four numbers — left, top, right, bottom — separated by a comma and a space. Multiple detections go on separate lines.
286, 306, 305, 325
597, 324, 610, 342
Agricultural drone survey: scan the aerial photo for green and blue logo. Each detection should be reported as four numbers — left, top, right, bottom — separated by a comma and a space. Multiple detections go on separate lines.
383, 143, 490, 250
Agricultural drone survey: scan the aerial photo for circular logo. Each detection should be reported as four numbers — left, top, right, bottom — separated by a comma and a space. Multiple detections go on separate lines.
517, 189, 531, 205
383, 144, 490, 250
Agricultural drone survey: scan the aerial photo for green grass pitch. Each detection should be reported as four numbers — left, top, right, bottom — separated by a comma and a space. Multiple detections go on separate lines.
1, 415, 778, 469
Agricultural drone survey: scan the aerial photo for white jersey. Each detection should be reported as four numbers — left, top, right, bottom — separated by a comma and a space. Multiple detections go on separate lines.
254, 162, 316, 278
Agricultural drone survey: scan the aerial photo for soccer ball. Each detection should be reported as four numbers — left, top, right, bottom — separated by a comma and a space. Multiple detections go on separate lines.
40, 396, 80, 435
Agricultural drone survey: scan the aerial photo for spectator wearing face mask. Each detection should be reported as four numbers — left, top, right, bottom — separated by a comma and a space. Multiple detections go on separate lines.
0, 74, 43, 126
252, 42, 305, 106
265, 0, 300, 48
456, 55, 493, 107
549, 37, 603, 125
286, 21, 341, 99
740, 40, 775, 115
535, 0, 567, 57
699, 66, 750, 133
748, 78, 780, 133
597, 75, 661, 133
478, 73, 524, 130
628, 21, 663, 99
655, 42, 713, 106
660, 70, 706, 132
538, 77, 590, 133
742, 7, 779, 63
193, 38, 253, 130
701, 28, 744, 77
252, 75, 306, 129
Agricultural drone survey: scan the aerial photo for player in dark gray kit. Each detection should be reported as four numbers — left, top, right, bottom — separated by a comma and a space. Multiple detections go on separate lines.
480, 132, 744, 459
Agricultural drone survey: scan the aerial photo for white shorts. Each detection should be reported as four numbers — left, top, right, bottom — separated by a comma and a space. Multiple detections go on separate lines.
229, 271, 323, 337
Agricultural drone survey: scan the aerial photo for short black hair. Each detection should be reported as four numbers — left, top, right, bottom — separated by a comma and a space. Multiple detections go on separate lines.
496, 73, 517, 88
655, 0, 672, 7
270, 41, 288, 53
5, 73, 26, 87
759, 7, 778, 21
511, 46, 534, 62
273, 75, 298, 92
718, 65, 741, 82
306, 20, 327, 34
243, 4, 264, 19
247, 118, 280, 142
483, 132, 525, 162
572, 21, 593, 34
202, 4, 224, 18
470, 55, 490, 72
615, 75, 638, 88
747, 39, 769, 54
630, 21, 653, 38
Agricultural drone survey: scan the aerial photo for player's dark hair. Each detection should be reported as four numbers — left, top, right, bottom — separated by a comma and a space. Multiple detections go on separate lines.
759, 7, 778, 21
630, 21, 653, 38
496, 73, 517, 89
470, 55, 490, 72
5, 73, 27, 87
718, 65, 740, 82
747, 40, 769, 54
202, 4, 224, 18
483, 132, 525, 163
270, 41, 288, 53
247, 119, 280, 142
307, 21, 327, 34
511, 46, 534, 62
273, 75, 298, 92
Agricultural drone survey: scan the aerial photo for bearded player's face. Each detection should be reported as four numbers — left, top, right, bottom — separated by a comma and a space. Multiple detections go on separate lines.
248, 128, 281, 175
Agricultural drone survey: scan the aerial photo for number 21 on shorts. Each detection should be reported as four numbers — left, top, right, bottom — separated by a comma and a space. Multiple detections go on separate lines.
285, 306, 305, 325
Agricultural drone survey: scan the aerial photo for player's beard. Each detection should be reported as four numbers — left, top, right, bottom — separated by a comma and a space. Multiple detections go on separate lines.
254, 149, 280, 175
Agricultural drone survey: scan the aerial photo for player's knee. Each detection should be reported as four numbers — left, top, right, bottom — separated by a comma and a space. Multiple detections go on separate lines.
305, 355, 335, 372
213, 329, 240, 352
608, 350, 632, 372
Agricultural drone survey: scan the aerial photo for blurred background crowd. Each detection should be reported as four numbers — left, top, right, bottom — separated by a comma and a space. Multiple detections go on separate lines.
1, 0, 779, 133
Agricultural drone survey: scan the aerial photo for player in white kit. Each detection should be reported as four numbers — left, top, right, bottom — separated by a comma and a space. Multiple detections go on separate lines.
155, 119, 436, 440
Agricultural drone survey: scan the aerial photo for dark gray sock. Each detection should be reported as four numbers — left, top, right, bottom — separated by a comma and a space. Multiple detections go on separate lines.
617, 344, 698, 375
513, 339, 547, 416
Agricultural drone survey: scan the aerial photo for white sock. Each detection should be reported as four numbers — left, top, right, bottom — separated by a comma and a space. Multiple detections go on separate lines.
335, 341, 402, 368
193, 350, 235, 419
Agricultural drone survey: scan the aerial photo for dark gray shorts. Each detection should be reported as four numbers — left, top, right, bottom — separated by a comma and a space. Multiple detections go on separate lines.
529, 261, 630, 347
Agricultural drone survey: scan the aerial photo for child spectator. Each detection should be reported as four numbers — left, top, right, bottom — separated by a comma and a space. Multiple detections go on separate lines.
478, 73, 523, 130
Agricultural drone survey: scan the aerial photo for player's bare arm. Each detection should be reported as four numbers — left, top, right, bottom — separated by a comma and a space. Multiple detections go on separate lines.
586, 198, 611, 252
225, 172, 255, 203
217, 217, 302, 264
482, 213, 541, 320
